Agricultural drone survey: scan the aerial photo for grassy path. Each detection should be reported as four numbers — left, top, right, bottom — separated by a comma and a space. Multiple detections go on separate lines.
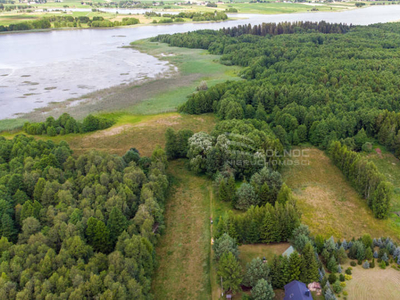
152, 160, 212, 300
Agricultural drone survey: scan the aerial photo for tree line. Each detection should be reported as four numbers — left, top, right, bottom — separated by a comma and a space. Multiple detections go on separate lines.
23, 113, 114, 136
0, 134, 169, 298
215, 200, 301, 245
329, 141, 392, 219
0, 16, 140, 32
145, 11, 228, 22
221, 21, 352, 37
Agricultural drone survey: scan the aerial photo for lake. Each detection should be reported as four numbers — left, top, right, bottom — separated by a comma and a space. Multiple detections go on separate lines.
1, 5, 400, 119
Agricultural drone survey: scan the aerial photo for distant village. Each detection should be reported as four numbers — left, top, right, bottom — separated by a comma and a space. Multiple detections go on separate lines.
3, 0, 392, 6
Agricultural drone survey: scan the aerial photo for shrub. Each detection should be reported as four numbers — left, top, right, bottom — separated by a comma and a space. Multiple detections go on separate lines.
332, 280, 343, 293
328, 273, 337, 284
350, 261, 357, 267
339, 274, 345, 282
362, 260, 370, 269
357, 259, 362, 265
370, 258, 375, 268
344, 274, 352, 281
340, 282, 346, 288
379, 260, 386, 269
343, 291, 348, 296
345, 268, 352, 275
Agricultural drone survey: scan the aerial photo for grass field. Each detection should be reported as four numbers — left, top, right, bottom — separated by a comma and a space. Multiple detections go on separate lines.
363, 145, 400, 215
343, 262, 400, 300
152, 160, 212, 300
1, 112, 216, 157
281, 147, 400, 241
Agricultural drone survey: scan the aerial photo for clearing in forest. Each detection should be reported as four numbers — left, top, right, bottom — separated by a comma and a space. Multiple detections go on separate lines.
282, 147, 400, 241
12, 112, 216, 157
152, 160, 212, 300
238, 243, 290, 267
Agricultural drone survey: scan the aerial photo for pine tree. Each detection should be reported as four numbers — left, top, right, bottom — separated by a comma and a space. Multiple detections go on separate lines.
315, 234, 324, 254
279, 255, 290, 287
372, 181, 392, 219
86, 217, 98, 246
261, 206, 279, 243
277, 184, 292, 204
248, 220, 260, 244
269, 255, 281, 289
327, 256, 338, 273
244, 257, 270, 287
218, 179, 229, 202
217, 252, 242, 294
300, 242, 319, 284
251, 279, 275, 300
258, 182, 270, 206
107, 207, 128, 246
288, 251, 302, 282
33, 178, 46, 201
94, 220, 110, 253
226, 176, 236, 202
255, 103, 267, 122
365, 247, 373, 260
0, 214, 17, 243
292, 130, 300, 145
165, 128, 177, 159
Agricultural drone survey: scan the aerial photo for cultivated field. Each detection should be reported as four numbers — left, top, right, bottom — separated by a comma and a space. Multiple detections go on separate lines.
282, 147, 400, 241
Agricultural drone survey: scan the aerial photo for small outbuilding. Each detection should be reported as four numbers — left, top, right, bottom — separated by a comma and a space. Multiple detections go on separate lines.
284, 280, 313, 300
282, 245, 295, 257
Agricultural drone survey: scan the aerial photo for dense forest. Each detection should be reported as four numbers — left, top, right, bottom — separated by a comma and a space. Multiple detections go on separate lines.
154, 21, 400, 218
0, 135, 168, 298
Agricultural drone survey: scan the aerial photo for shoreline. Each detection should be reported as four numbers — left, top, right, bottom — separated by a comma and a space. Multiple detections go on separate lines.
0, 39, 241, 131
0, 2, 366, 36
0, 18, 238, 36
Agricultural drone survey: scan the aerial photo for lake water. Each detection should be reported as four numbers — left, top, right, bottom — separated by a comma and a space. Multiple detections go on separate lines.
1, 5, 400, 119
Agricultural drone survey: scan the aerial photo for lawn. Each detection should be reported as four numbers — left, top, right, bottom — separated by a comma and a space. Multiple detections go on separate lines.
239, 243, 290, 267
151, 160, 213, 300
281, 147, 400, 241
342, 262, 400, 300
